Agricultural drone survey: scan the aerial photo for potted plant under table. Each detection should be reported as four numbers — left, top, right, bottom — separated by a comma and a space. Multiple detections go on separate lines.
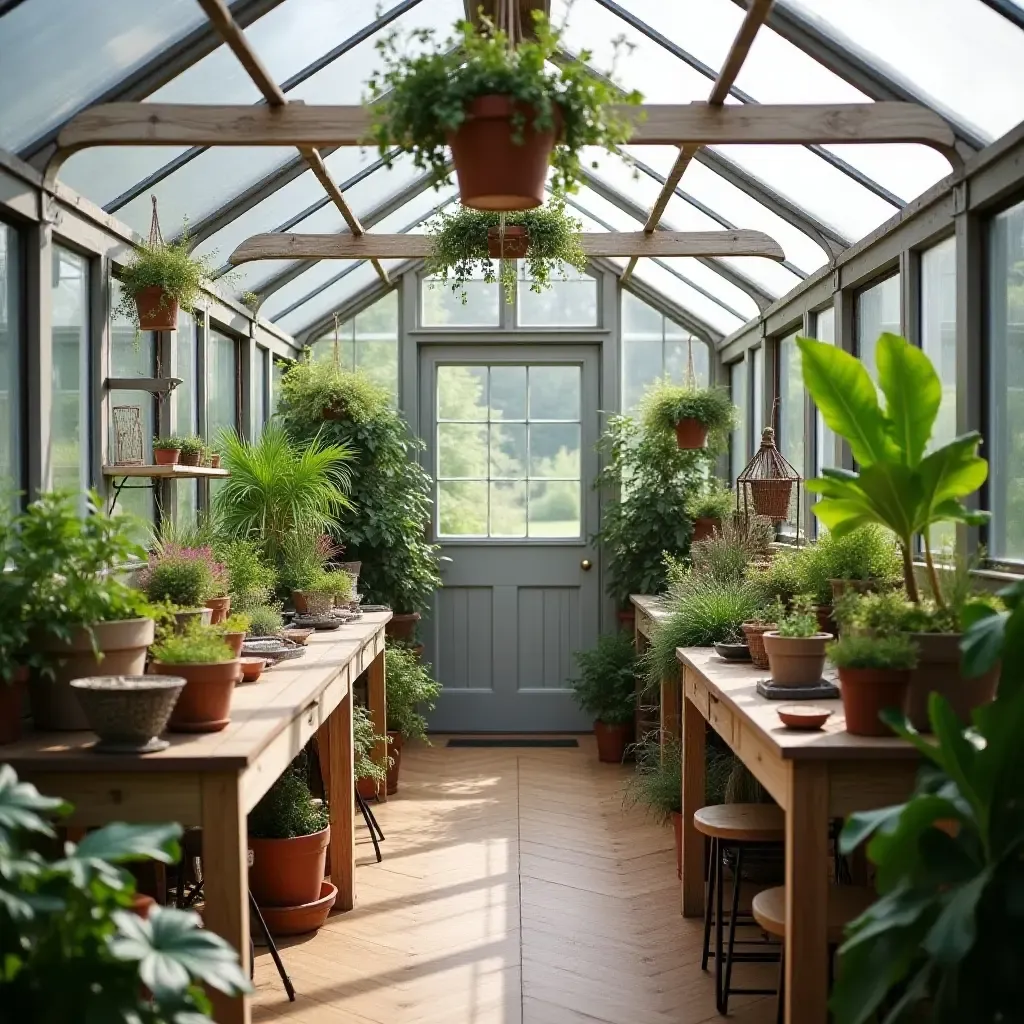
570, 632, 638, 763
384, 642, 442, 793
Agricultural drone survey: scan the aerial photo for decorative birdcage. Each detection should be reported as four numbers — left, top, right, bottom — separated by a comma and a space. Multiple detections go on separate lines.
112, 405, 144, 466
736, 425, 802, 528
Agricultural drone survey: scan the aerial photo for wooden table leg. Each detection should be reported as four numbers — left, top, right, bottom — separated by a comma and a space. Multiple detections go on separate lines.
201, 773, 251, 1024
366, 647, 387, 802
320, 689, 355, 911
681, 683, 706, 918
784, 761, 829, 1024
661, 667, 682, 745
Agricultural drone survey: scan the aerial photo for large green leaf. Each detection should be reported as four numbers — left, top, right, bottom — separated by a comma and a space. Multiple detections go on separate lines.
797, 336, 894, 466
853, 463, 922, 542
875, 332, 941, 468
916, 435, 988, 531
960, 604, 1007, 679
0, 765, 68, 844
922, 870, 990, 962
74, 822, 182, 865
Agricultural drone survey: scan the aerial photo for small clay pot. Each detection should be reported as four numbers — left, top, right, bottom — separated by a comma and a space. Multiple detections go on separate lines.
209, 453, 221, 468
814, 604, 836, 636
692, 516, 721, 543
594, 720, 631, 763
153, 448, 181, 466
131, 893, 157, 919
133, 286, 178, 331
838, 666, 912, 737
674, 418, 708, 450
357, 776, 379, 800
221, 631, 245, 658
385, 612, 421, 643
70, 675, 184, 753
257, 880, 337, 937
386, 730, 403, 795
249, 826, 330, 908
239, 657, 265, 683
741, 622, 776, 671
762, 632, 832, 686
205, 596, 231, 625
0, 667, 28, 746
172, 607, 213, 633
153, 660, 240, 733
178, 450, 201, 467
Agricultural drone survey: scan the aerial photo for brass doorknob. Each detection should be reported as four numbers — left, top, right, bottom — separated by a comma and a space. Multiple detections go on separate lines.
581, 559, 592, 571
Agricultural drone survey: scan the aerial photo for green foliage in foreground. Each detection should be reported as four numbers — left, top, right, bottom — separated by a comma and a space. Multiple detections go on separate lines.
570, 631, 638, 726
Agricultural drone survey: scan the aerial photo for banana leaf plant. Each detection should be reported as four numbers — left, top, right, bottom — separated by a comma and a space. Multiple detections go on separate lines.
797, 333, 989, 603
0, 764, 251, 1021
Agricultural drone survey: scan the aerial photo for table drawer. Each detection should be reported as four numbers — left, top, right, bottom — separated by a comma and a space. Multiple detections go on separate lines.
635, 607, 654, 640
707, 692, 734, 744
685, 670, 709, 719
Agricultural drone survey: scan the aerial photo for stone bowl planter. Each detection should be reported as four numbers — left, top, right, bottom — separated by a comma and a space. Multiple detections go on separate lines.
70, 675, 185, 753
762, 632, 833, 686
172, 608, 213, 633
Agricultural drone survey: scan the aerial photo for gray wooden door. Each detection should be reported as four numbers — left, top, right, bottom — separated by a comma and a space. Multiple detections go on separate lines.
419, 345, 601, 732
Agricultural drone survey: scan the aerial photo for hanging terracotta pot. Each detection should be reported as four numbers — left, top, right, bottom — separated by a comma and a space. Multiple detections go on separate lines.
386, 730, 403, 795
674, 418, 708, 450
838, 666, 912, 737
133, 286, 178, 331
447, 96, 561, 211
749, 478, 793, 520
692, 517, 721, 543
487, 225, 530, 259
153, 447, 180, 466
593, 720, 631, 763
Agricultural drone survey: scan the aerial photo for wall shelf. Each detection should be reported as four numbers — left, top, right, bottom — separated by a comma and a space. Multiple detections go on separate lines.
102, 464, 229, 479
106, 377, 183, 394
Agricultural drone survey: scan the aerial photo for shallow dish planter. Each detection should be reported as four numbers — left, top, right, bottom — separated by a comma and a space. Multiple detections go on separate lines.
904, 633, 999, 732
172, 607, 213, 632
32, 618, 155, 731
134, 286, 178, 331
487, 224, 530, 258
259, 880, 337, 938
741, 622, 775, 671
762, 632, 832, 687
594, 720, 631, 764
673, 418, 708, 450
239, 657, 265, 683
386, 611, 421, 643
70, 675, 185, 754
714, 642, 750, 662
692, 516, 721, 543
205, 596, 231, 625
152, 660, 240, 733
838, 666, 912, 737
0, 666, 28, 746
249, 824, 330, 909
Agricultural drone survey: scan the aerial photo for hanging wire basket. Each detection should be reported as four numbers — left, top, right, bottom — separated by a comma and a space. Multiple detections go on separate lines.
736, 426, 802, 527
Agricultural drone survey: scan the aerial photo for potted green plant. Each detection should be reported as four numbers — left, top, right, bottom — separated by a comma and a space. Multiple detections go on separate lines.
16, 491, 155, 731
247, 754, 334, 936
152, 435, 183, 466
142, 544, 221, 630
426, 199, 587, 304
150, 626, 240, 733
113, 224, 215, 331
826, 632, 916, 736
355, 703, 390, 800
384, 642, 442, 793
761, 595, 832, 687
641, 379, 737, 451
215, 612, 251, 658
684, 479, 734, 543
367, 13, 641, 210
0, 498, 31, 744
0, 766, 251, 1019
216, 538, 277, 612
246, 603, 284, 638
570, 632, 637, 763
178, 435, 205, 467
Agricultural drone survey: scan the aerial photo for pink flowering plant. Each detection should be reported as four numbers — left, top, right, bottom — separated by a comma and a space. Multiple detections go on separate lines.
142, 545, 228, 609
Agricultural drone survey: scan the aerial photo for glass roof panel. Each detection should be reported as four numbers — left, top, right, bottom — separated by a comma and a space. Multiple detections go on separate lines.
780, 0, 1024, 140
225, 259, 296, 302
0, 0, 205, 152
656, 258, 760, 321
632, 261, 746, 336
718, 255, 802, 299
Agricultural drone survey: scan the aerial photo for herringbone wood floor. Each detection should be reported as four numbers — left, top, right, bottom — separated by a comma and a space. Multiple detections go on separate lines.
252, 737, 777, 1024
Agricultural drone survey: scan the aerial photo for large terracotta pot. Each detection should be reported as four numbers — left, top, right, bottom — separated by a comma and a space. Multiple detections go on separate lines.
616, 608, 635, 632
356, 776, 379, 800
762, 632, 832, 686
674, 418, 708, 450
447, 95, 560, 211
32, 618, 155, 731
133, 286, 178, 331
152, 660, 240, 733
386, 730, 403, 795
671, 811, 682, 880
0, 666, 28, 745
904, 632, 1000, 732
594, 720, 631, 763
153, 447, 180, 466
838, 666, 912, 737
692, 517, 721, 543
386, 612, 421, 643
487, 225, 530, 259
248, 825, 330, 909
814, 604, 836, 636
741, 621, 775, 671
205, 596, 231, 625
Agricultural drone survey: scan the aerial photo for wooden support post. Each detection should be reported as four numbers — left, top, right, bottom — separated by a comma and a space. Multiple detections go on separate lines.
681, 678, 706, 918
660, 667, 682, 747
366, 647, 388, 802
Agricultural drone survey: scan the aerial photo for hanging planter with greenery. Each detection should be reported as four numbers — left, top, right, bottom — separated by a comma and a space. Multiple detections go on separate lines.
367, 12, 642, 211
427, 200, 587, 304
641, 379, 737, 450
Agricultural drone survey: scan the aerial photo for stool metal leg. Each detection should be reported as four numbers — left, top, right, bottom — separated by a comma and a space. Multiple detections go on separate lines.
356, 788, 383, 863
714, 839, 726, 1012
721, 846, 744, 1014
249, 890, 296, 1002
701, 836, 716, 971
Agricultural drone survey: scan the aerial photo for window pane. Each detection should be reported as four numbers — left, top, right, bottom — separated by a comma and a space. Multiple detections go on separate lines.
422, 275, 500, 328
529, 366, 580, 420
987, 200, 1024, 560
271, 356, 287, 415
0, 224, 21, 497
814, 307, 836, 480
51, 247, 89, 495
490, 366, 527, 421
438, 366, 488, 421
438, 480, 488, 537
490, 481, 527, 537
729, 359, 748, 484
529, 481, 580, 538
207, 329, 238, 442
777, 332, 804, 533
856, 274, 901, 378
438, 424, 488, 478
529, 424, 580, 478
517, 264, 598, 327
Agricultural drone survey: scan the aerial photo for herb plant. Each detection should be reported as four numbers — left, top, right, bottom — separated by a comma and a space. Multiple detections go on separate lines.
151, 626, 234, 665
246, 604, 284, 638
826, 633, 917, 671
385, 642, 442, 742
152, 435, 183, 450
775, 595, 820, 638
216, 538, 277, 611
684, 479, 734, 522
641, 379, 737, 437
690, 516, 774, 585
218, 612, 251, 635
366, 13, 642, 197
179, 436, 205, 458
247, 757, 329, 840
570, 631, 638, 726
143, 546, 222, 608
427, 200, 587, 304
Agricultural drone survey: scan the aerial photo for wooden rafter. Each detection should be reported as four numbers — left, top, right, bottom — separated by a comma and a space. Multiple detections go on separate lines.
623, 0, 774, 282
228, 229, 788, 264
193, 0, 389, 285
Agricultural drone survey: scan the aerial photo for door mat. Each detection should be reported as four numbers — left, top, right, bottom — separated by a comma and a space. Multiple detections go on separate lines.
446, 738, 580, 748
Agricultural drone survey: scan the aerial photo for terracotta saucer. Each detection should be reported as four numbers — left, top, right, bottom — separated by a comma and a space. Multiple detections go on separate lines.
239, 657, 265, 683
777, 704, 832, 730
258, 880, 337, 937
283, 627, 314, 646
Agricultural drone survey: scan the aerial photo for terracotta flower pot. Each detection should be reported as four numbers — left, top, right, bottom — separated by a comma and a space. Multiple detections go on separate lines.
153, 447, 181, 466
258, 880, 337, 937
487, 224, 530, 259
222, 631, 245, 658
153, 660, 240, 733
447, 95, 560, 211
904, 632, 1000, 732
249, 826, 330, 911
172, 607, 213, 633
32, 618, 155, 731
671, 811, 682, 880
209, 453, 221, 468
133, 286, 178, 331
131, 893, 157, 919
386, 730, 403, 795
0, 667, 28, 746
692, 517, 721, 543
239, 657, 265, 683
386, 612, 421, 643
178, 450, 201, 467
749, 478, 793, 520
205, 596, 231, 625
838, 666, 912, 737
70, 675, 184, 754
762, 632, 832, 687
741, 622, 775, 671
594, 720, 631, 763
814, 604, 836, 636
292, 590, 309, 615
356, 776, 379, 800
674, 418, 708, 450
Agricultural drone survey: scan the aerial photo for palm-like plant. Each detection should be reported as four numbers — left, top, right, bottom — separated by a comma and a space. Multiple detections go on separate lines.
213, 424, 354, 564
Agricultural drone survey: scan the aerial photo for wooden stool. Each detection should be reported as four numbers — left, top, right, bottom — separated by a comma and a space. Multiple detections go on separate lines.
752, 885, 875, 1024
694, 804, 785, 1015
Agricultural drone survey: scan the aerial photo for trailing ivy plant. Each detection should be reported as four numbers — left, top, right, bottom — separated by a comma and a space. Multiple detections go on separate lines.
366, 12, 642, 196
426, 200, 587, 304
641, 378, 737, 437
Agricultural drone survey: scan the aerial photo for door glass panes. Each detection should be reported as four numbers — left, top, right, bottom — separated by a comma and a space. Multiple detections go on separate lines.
51, 247, 89, 495
814, 307, 836, 479
729, 359, 748, 485
254, 347, 268, 441
856, 274, 901, 378
207, 329, 238, 443
436, 365, 582, 539
423, 270, 501, 328
0, 224, 20, 497
309, 292, 399, 399
517, 265, 598, 327
175, 308, 198, 525
987, 200, 1024, 561
777, 331, 804, 533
